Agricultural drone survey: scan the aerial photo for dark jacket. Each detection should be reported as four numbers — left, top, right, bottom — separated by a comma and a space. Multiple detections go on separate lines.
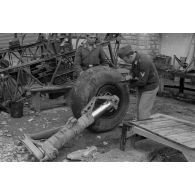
74, 43, 106, 73
130, 52, 159, 92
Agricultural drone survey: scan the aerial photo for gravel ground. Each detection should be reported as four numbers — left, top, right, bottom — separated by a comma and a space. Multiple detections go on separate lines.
0, 94, 194, 162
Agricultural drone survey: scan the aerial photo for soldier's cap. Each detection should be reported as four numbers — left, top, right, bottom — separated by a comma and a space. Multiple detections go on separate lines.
117, 45, 134, 59
86, 33, 97, 38
59, 34, 66, 39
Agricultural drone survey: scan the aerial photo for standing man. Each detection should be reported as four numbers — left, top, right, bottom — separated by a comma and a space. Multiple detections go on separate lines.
74, 33, 107, 75
117, 45, 159, 120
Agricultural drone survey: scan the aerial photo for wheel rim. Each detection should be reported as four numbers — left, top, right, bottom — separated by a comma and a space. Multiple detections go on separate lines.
95, 84, 122, 119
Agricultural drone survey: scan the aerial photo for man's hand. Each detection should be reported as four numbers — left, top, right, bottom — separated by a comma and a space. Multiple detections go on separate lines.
125, 75, 133, 80
120, 74, 133, 83
130, 77, 139, 82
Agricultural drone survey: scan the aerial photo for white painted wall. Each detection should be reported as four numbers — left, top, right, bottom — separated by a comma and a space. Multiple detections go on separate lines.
160, 33, 194, 69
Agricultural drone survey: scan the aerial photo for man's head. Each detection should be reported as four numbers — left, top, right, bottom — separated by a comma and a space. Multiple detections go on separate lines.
117, 45, 136, 64
86, 33, 97, 45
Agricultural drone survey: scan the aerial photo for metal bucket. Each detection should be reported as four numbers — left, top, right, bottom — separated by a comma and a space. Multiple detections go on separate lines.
10, 101, 23, 118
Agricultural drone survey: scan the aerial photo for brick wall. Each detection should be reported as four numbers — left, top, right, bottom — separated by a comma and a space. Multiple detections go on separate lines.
120, 33, 161, 57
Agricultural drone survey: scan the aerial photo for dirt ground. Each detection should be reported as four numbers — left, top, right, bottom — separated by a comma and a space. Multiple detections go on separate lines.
0, 94, 195, 162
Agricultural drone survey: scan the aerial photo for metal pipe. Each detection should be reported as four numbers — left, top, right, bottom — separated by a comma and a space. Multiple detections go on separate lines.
29, 126, 63, 140
92, 101, 113, 119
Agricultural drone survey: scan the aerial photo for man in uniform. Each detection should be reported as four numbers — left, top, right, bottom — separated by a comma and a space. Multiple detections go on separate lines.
117, 45, 159, 120
74, 33, 107, 75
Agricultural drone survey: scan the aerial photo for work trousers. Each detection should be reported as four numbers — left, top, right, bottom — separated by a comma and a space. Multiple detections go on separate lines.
136, 86, 159, 120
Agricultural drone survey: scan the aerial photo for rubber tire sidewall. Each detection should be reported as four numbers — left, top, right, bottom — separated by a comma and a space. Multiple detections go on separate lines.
70, 66, 129, 132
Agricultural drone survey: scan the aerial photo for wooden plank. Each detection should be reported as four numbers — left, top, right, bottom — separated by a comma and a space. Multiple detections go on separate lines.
140, 121, 181, 130
182, 139, 195, 148
152, 113, 195, 126
153, 125, 194, 137
135, 119, 175, 126
132, 125, 195, 155
125, 114, 169, 126
134, 117, 194, 130
151, 113, 169, 119
167, 132, 195, 144
29, 84, 73, 92
135, 117, 172, 125
153, 125, 195, 148
168, 131, 195, 140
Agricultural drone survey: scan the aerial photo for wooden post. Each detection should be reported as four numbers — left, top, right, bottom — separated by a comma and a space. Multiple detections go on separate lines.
158, 75, 164, 95
31, 92, 41, 112
179, 77, 184, 94
120, 123, 128, 151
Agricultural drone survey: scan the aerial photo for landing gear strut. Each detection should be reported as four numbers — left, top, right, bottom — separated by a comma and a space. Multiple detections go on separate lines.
21, 95, 119, 161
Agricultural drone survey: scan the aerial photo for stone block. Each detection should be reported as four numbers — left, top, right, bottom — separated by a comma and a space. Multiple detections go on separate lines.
138, 45, 148, 50
137, 40, 147, 46
149, 40, 155, 44
121, 40, 128, 44
129, 36, 137, 41
150, 44, 156, 49
155, 45, 160, 50
131, 40, 137, 45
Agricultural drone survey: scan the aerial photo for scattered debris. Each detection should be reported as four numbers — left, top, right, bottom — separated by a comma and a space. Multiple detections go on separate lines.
63, 108, 68, 112
35, 112, 40, 116
42, 107, 68, 114
103, 141, 108, 145
18, 128, 24, 132
15, 140, 23, 146
0, 137, 29, 162
0, 112, 9, 118
28, 118, 34, 122
1, 121, 7, 125
29, 111, 35, 114
30, 156, 36, 162
67, 146, 98, 161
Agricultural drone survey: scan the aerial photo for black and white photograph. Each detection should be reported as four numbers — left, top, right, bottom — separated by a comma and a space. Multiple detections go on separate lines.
0, 33, 194, 162
1, 1, 195, 195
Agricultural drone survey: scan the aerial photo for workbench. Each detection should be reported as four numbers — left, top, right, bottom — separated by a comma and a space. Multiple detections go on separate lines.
120, 113, 195, 161
25, 83, 73, 112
